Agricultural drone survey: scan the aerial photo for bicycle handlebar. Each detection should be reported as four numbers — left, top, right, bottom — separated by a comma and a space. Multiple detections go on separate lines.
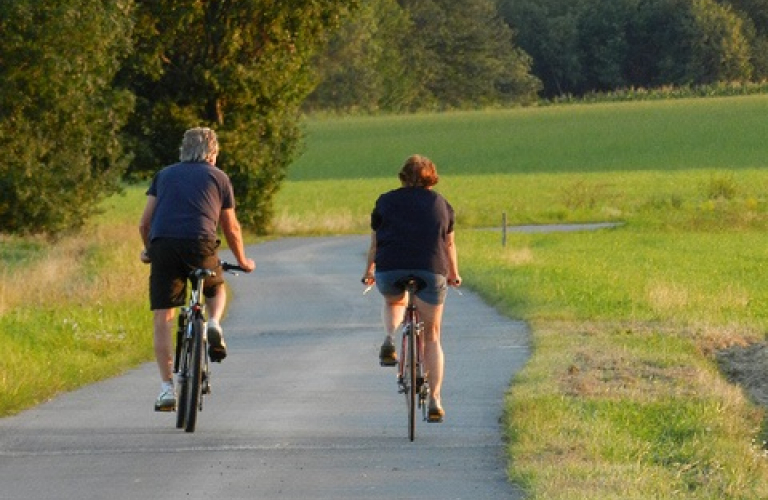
361, 279, 462, 296
221, 262, 247, 273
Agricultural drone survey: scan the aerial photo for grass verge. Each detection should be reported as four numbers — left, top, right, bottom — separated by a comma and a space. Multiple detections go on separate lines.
462, 228, 768, 498
0, 221, 151, 416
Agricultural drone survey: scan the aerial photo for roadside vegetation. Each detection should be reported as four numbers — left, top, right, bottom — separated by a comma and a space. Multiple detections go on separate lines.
3, 95, 768, 497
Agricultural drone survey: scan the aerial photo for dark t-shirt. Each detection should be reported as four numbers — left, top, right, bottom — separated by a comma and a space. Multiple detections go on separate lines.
146, 162, 235, 241
371, 187, 455, 275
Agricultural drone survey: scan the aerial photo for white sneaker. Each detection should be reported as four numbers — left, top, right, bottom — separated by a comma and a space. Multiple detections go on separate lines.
154, 385, 176, 412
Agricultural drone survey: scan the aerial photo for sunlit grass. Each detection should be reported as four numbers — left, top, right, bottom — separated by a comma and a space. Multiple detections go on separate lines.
460, 227, 768, 498
277, 168, 768, 232
292, 95, 768, 180
4, 97, 768, 497
0, 217, 152, 415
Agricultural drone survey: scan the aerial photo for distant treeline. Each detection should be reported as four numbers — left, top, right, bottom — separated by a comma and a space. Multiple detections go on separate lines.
307, 0, 768, 110
500, 0, 768, 97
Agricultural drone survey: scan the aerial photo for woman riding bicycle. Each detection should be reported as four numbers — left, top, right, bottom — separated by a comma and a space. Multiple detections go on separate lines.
362, 154, 461, 422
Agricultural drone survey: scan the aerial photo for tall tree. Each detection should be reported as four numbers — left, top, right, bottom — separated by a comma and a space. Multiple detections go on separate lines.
307, 0, 539, 112
688, 0, 752, 82
719, 0, 768, 77
401, 0, 540, 107
0, 0, 134, 236
497, 0, 586, 96
304, 0, 422, 113
121, 1, 357, 233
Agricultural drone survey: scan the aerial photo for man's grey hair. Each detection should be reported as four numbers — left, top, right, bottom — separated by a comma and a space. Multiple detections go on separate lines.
179, 127, 219, 163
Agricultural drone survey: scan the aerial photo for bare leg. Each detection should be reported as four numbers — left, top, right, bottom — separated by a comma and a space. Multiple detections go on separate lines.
206, 285, 226, 323
382, 292, 407, 337
153, 308, 175, 382
414, 298, 445, 404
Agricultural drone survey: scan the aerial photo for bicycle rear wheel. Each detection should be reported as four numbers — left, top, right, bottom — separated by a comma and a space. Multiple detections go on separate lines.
183, 316, 205, 433
405, 320, 417, 442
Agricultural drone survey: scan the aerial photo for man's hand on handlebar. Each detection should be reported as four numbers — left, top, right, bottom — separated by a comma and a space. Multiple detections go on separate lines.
221, 259, 255, 273
239, 258, 256, 273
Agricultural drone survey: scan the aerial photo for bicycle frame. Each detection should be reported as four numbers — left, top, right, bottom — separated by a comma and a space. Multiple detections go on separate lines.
172, 262, 244, 432
174, 268, 214, 433
396, 277, 430, 442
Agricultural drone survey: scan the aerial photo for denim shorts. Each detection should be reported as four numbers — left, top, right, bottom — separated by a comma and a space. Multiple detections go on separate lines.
374, 269, 447, 305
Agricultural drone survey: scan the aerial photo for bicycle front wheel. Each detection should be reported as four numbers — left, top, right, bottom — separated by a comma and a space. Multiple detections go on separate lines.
184, 316, 205, 433
175, 323, 190, 429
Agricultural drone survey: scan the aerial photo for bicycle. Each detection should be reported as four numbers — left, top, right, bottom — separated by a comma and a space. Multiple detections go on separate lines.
397, 276, 434, 441
173, 261, 244, 433
365, 275, 433, 441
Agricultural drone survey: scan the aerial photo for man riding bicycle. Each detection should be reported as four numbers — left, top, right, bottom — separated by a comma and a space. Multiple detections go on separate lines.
139, 127, 255, 411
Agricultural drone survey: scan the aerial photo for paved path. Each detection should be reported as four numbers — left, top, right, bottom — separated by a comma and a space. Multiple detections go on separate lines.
0, 236, 529, 499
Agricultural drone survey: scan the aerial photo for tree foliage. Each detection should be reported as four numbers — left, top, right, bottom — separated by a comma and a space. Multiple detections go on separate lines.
717, 0, 768, 77
120, 0, 356, 234
499, 0, 755, 97
305, 0, 540, 113
303, 0, 423, 113
0, 0, 134, 236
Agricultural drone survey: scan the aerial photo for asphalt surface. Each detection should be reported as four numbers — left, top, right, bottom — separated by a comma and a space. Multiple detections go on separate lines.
0, 235, 529, 500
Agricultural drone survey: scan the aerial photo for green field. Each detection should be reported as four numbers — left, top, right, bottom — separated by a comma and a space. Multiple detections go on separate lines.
3, 95, 768, 498
290, 96, 768, 180
279, 95, 768, 235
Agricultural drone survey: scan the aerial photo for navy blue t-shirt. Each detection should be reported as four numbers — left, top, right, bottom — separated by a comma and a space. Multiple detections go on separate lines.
371, 187, 455, 275
146, 162, 235, 241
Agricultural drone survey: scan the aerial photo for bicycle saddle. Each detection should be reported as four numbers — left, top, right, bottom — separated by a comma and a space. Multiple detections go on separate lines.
394, 275, 428, 292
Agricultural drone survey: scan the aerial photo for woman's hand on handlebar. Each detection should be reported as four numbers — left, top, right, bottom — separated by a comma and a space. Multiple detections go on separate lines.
361, 274, 375, 286
447, 274, 462, 287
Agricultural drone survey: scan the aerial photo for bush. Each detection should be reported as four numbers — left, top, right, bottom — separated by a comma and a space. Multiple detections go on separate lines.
0, 0, 134, 236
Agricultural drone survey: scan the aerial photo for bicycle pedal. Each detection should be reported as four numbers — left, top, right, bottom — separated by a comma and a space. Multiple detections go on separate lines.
380, 360, 397, 367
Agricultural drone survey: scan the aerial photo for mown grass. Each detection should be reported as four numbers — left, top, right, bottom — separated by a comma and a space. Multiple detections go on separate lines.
289, 95, 768, 180
464, 228, 768, 497
3, 94, 768, 497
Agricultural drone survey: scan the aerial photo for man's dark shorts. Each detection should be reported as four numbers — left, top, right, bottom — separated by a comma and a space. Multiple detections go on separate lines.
148, 238, 224, 310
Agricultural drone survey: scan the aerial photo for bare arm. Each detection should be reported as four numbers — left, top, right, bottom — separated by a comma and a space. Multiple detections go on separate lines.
219, 208, 255, 272
362, 231, 377, 284
138, 195, 157, 263
446, 231, 461, 286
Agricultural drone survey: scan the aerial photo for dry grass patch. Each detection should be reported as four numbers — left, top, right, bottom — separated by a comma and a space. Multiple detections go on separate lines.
507, 320, 768, 499
502, 245, 534, 266
273, 210, 364, 235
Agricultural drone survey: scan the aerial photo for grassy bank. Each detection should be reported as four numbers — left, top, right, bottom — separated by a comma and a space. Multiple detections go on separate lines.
463, 228, 768, 497
3, 95, 768, 497
0, 218, 151, 416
